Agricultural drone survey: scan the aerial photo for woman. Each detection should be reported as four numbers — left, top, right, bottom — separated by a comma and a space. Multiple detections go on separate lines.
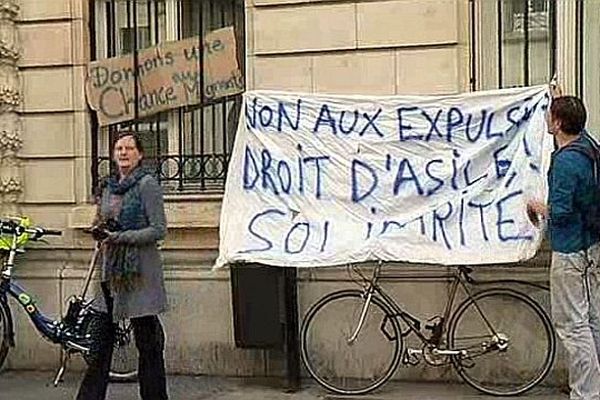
77, 132, 169, 400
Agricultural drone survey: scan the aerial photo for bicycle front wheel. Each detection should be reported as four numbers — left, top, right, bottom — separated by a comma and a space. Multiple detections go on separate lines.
301, 290, 402, 395
0, 299, 11, 370
448, 288, 555, 396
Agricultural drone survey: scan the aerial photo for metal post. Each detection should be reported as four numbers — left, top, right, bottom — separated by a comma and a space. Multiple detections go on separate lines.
89, 0, 99, 194
523, 0, 530, 86
283, 267, 300, 392
497, 0, 504, 88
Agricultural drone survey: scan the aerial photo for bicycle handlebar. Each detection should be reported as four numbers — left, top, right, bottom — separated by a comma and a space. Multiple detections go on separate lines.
0, 219, 62, 240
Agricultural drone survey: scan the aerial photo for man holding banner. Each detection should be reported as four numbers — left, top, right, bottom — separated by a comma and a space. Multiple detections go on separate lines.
528, 95, 600, 400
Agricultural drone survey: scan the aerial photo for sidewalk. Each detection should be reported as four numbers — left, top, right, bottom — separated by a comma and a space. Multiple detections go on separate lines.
0, 371, 566, 400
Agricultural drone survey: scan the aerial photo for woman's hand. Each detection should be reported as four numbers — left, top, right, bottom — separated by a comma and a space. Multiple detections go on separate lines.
104, 231, 121, 244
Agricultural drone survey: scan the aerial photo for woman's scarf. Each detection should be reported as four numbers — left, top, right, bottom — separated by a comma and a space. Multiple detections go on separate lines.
104, 167, 149, 291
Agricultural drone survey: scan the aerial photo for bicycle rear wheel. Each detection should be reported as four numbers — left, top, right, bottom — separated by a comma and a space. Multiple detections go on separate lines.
447, 288, 555, 396
109, 319, 138, 382
301, 290, 402, 395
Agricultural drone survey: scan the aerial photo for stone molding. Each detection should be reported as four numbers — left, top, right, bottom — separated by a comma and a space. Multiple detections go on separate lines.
0, 0, 18, 20
0, 39, 18, 65
0, 0, 21, 215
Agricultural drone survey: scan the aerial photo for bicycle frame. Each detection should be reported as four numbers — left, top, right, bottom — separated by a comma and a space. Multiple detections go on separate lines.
0, 278, 60, 342
0, 227, 102, 349
0, 219, 136, 386
0, 225, 65, 345
348, 263, 496, 350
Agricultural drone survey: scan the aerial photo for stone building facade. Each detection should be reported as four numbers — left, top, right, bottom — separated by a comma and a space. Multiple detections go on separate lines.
0, 0, 598, 385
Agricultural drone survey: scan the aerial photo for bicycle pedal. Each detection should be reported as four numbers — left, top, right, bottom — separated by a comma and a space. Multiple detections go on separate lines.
402, 348, 421, 366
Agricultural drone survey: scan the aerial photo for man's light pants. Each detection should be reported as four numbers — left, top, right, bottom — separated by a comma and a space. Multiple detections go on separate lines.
552, 243, 600, 400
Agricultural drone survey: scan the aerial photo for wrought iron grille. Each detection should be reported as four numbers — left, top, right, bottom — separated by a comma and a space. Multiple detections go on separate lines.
90, 0, 245, 193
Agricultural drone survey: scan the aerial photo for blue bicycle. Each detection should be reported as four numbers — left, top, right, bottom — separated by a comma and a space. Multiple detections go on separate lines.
0, 217, 137, 384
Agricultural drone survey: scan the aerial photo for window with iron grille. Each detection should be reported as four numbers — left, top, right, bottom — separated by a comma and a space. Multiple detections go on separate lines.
90, 0, 245, 194
472, 0, 556, 90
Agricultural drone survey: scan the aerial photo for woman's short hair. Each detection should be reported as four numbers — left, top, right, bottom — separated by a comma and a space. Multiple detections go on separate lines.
115, 131, 145, 154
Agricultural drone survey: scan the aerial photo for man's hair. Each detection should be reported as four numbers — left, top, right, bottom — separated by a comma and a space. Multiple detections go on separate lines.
550, 96, 587, 135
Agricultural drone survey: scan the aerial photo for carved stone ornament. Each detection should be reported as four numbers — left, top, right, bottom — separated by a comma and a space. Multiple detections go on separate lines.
0, 0, 21, 212
0, 177, 21, 194
0, 40, 19, 64
0, 0, 18, 20
0, 129, 22, 154
0, 86, 19, 108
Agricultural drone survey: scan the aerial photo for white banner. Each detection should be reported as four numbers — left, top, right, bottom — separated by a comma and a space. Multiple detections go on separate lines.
216, 86, 554, 268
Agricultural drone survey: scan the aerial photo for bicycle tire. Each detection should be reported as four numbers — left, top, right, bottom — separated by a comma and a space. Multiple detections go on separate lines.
301, 290, 402, 395
447, 288, 555, 396
82, 315, 138, 382
0, 300, 10, 370
109, 319, 138, 382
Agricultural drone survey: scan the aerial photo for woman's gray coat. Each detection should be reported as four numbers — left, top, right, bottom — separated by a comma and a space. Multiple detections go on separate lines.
94, 174, 168, 320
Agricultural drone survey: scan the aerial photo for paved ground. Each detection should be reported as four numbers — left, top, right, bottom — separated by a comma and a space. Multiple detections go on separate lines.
0, 371, 567, 400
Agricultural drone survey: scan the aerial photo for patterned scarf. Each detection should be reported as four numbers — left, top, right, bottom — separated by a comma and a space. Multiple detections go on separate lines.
104, 167, 149, 291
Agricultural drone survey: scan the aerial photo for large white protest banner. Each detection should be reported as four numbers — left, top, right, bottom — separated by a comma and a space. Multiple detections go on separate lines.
216, 86, 554, 268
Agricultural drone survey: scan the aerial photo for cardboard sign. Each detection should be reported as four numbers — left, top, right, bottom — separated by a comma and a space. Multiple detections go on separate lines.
86, 26, 244, 126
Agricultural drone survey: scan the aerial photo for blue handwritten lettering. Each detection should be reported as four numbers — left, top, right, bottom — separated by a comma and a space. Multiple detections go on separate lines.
465, 110, 487, 142
240, 208, 286, 253
277, 99, 302, 132
285, 222, 310, 254
425, 159, 445, 196
260, 149, 279, 195
397, 106, 422, 141
277, 160, 292, 194
304, 156, 330, 199
485, 111, 504, 139
243, 145, 259, 189
339, 110, 359, 135
432, 202, 453, 250
446, 107, 463, 142
313, 104, 337, 134
467, 199, 493, 241
320, 221, 330, 252
424, 109, 445, 142
352, 159, 378, 203
493, 145, 510, 179
359, 109, 384, 137
496, 190, 533, 242
259, 105, 274, 127
393, 158, 424, 196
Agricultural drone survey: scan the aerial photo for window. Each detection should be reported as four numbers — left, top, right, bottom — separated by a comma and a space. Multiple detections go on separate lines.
507, 0, 549, 33
120, 27, 151, 54
91, 0, 245, 193
472, 0, 556, 90
579, 2, 600, 133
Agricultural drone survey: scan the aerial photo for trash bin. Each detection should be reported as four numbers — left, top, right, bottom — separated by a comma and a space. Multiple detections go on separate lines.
230, 263, 300, 390
230, 263, 284, 348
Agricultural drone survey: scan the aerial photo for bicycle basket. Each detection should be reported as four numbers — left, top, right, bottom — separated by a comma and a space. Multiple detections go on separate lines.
0, 216, 32, 250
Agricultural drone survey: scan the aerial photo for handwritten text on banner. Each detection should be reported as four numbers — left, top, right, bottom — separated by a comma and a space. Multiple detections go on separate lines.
217, 86, 553, 268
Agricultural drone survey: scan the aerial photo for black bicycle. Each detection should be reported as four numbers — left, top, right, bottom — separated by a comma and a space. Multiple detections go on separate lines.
301, 263, 556, 396
0, 217, 137, 384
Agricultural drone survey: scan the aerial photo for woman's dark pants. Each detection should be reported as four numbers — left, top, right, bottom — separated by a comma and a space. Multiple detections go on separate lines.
76, 283, 168, 400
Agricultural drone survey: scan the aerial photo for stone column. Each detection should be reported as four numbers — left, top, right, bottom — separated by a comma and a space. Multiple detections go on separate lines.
0, 0, 22, 216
